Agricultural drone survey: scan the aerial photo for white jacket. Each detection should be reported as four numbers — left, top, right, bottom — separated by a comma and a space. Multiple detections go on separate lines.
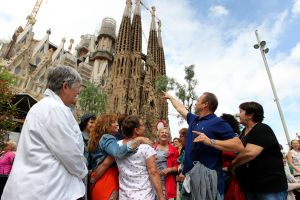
1, 89, 88, 200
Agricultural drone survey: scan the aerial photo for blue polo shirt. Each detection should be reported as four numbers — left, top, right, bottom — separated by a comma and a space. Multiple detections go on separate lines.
183, 112, 236, 194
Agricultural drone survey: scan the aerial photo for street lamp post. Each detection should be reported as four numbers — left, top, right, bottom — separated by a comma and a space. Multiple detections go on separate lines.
254, 30, 291, 145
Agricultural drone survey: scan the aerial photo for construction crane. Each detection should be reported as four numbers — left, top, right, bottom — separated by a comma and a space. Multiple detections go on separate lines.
26, 0, 43, 27
140, 0, 161, 21
4, 0, 44, 59
139, 0, 161, 44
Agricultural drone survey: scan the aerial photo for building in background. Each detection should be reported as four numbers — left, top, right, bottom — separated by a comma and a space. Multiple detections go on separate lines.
0, 0, 168, 136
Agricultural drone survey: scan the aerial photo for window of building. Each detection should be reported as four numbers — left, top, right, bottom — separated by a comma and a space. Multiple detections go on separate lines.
14, 66, 21, 75
36, 57, 41, 65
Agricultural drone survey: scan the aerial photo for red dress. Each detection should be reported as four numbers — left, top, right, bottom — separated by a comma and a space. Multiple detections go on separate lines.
90, 165, 119, 200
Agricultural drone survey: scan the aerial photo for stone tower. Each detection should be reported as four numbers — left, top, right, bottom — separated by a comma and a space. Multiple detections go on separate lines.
127, 0, 143, 115
90, 17, 116, 87
107, 0, 133, 114
157, 20, 168, 120
0, 0, 168, 133
106, 0, 168, 135
140, 6, 168, 134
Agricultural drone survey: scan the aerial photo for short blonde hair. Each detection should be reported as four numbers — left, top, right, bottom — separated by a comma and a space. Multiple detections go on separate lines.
5, 140, 17, 151
157, 127, 171, 140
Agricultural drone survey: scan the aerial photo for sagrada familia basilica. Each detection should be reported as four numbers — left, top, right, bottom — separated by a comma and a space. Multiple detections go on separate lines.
0, 0, 168, 134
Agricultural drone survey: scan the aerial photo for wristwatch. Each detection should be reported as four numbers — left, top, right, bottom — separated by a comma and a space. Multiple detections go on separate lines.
210, 139, 216, 146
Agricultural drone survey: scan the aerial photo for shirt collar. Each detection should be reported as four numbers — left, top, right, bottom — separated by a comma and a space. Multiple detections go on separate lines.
44, 89, 70, 109
199, 113, 216, 120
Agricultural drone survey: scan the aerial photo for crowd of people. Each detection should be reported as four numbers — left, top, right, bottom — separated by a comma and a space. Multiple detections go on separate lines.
0, 64, 297, 200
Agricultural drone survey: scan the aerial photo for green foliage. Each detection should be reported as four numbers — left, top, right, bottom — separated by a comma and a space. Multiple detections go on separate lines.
171, 65, 198, 112
79, 81, 107, 115
0, 70, 15, 104
156, 65, 198, 112
0, 69, 17, 149
178, 64, 198, 112
155, 75, 175, 94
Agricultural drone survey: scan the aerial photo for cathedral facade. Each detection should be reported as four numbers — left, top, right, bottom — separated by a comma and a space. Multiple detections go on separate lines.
0, 0, 168, 136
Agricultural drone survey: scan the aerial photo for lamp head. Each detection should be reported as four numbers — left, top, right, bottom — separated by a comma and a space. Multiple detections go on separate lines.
254, 44, 259, 49
264, 48, 269, 54
260, 41, 266, 47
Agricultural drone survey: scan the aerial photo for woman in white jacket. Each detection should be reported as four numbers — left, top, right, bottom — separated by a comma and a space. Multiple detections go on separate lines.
2, 66, 88, 200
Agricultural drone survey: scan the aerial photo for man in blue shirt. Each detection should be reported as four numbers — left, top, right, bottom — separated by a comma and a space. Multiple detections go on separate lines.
163, 92, 243, 198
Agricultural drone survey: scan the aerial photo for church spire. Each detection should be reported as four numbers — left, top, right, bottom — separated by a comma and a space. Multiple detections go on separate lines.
115, 0, 132, 53
107, 0, 133, 114
150, 6, 156, 31
147, 6, 159, 77
123, 0, 132, 18
133, 0, 141, 16
131, 0, 142, 53
157, 20, 162, 47
157, 20, 166, 75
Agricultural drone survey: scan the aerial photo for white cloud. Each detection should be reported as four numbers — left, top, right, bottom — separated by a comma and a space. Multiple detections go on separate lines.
292, 0, 300, 15
255, 10, 289, 49
209, 5, 229, 17
0, 0, 125, 46
1, 0, 300, 148
153, 1, 300, 146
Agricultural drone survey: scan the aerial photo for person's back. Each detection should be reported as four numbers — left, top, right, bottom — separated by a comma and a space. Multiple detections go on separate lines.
115, 115, 164, 200
116, 142, 156, 199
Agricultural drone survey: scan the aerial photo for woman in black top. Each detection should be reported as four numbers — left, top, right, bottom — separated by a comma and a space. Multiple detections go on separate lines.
231, 101, 287, 200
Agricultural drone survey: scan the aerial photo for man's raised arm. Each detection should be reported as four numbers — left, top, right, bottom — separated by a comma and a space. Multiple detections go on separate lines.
163, 92, 188, 119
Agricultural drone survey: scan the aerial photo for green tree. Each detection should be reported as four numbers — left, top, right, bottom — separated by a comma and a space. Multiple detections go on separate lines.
175, 65, 198, 112
78, 81, 107, 115
0, 69, 17, 149
155, 64, 198, 112
155, 75, 174, 94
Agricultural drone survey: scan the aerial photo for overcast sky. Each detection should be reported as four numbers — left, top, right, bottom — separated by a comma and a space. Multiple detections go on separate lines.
1, 0, 300, 150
